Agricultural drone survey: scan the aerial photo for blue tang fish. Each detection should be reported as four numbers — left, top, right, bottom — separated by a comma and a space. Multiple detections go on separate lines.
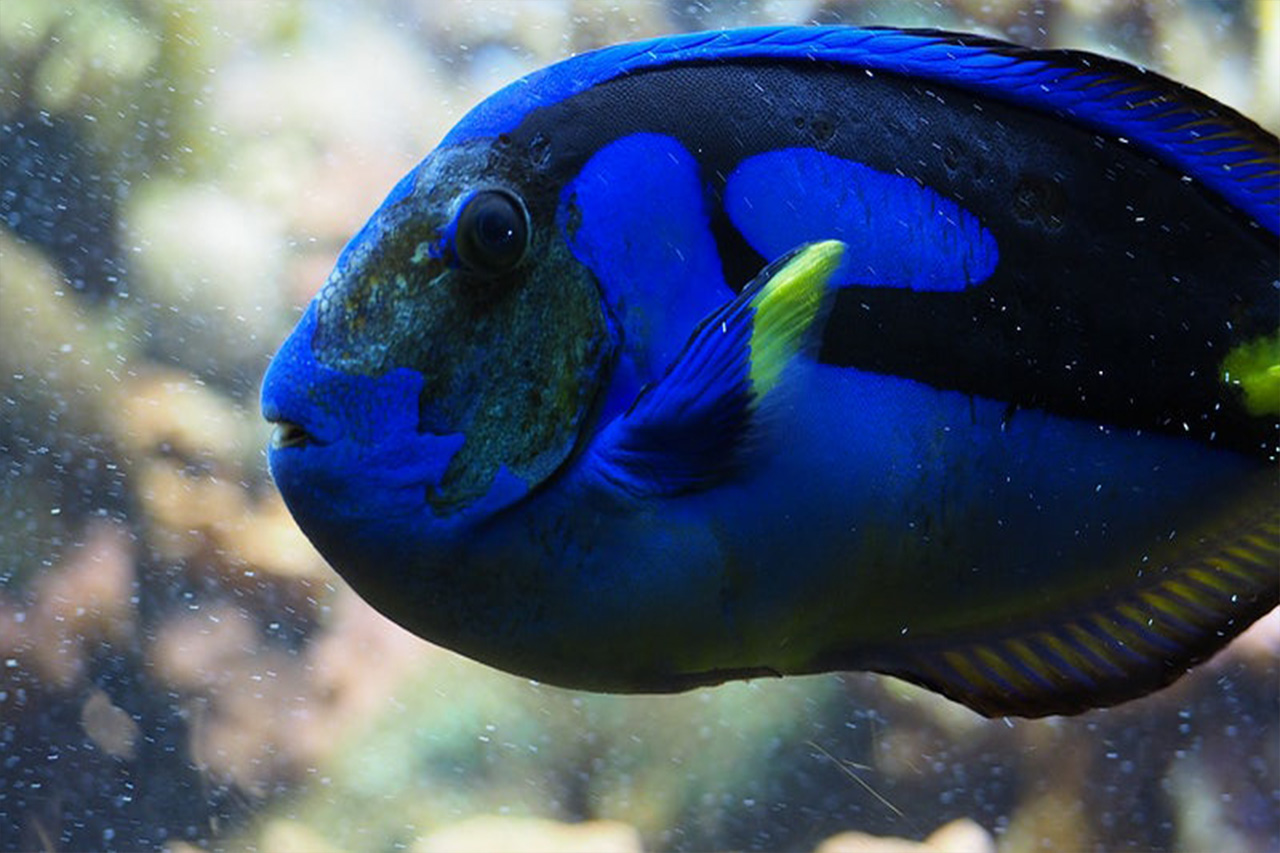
262, 26, 1279, 717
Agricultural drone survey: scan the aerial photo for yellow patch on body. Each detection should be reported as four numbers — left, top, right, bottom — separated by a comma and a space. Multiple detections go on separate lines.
1221, 332, 1280, 416
747, 240, 844, 397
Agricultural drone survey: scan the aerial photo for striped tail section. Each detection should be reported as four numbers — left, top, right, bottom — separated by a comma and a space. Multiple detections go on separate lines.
878, 478, 1278, 718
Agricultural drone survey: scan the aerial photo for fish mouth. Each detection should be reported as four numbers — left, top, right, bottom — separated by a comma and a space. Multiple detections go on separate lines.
269, 419, 316, 450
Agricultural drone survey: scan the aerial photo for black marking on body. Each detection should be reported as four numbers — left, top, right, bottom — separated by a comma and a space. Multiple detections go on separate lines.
500, 60, 1278, 457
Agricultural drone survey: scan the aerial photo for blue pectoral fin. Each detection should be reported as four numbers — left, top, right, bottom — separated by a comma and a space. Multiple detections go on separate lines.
591, 240, 844, 496
864, 477, 1280, 718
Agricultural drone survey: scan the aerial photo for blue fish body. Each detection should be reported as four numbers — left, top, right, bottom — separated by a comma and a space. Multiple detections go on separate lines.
262, 26, 1279, 717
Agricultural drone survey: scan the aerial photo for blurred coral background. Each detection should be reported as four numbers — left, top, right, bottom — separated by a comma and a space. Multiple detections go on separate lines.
1, 1, 1276, 851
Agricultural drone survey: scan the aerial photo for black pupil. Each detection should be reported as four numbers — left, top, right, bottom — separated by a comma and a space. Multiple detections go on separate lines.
477, 206, 515, 248
458, 191, 527, 274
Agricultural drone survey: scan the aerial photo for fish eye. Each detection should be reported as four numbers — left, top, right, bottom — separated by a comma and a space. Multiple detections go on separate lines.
454, 189, 530, 276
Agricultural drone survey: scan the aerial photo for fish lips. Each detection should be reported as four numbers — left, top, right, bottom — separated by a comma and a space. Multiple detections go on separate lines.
261, 304, 347, 449
261, 304, 466, 522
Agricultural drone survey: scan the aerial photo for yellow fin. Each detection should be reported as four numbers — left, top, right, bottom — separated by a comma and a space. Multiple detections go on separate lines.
748, 240, 844, 397
595, 241, 844, 497
1222, 332, 1280, 416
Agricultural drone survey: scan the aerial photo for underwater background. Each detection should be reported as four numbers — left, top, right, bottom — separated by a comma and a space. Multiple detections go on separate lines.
1, 1, 1276, 851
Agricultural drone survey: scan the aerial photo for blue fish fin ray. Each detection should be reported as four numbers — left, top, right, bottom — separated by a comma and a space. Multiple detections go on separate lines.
458, 26, 1277, 233
589, 241, 843, 497
863, 476, 1279, 718
697, 27, 1280, 233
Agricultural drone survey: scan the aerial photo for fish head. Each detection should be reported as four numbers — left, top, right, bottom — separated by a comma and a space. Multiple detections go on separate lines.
261, 139, 615, 552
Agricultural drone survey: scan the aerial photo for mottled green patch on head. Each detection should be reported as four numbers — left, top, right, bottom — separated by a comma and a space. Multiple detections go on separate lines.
1222, 332, 1280, 417
423, 230, 613, 514
311, 141, 615, 516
